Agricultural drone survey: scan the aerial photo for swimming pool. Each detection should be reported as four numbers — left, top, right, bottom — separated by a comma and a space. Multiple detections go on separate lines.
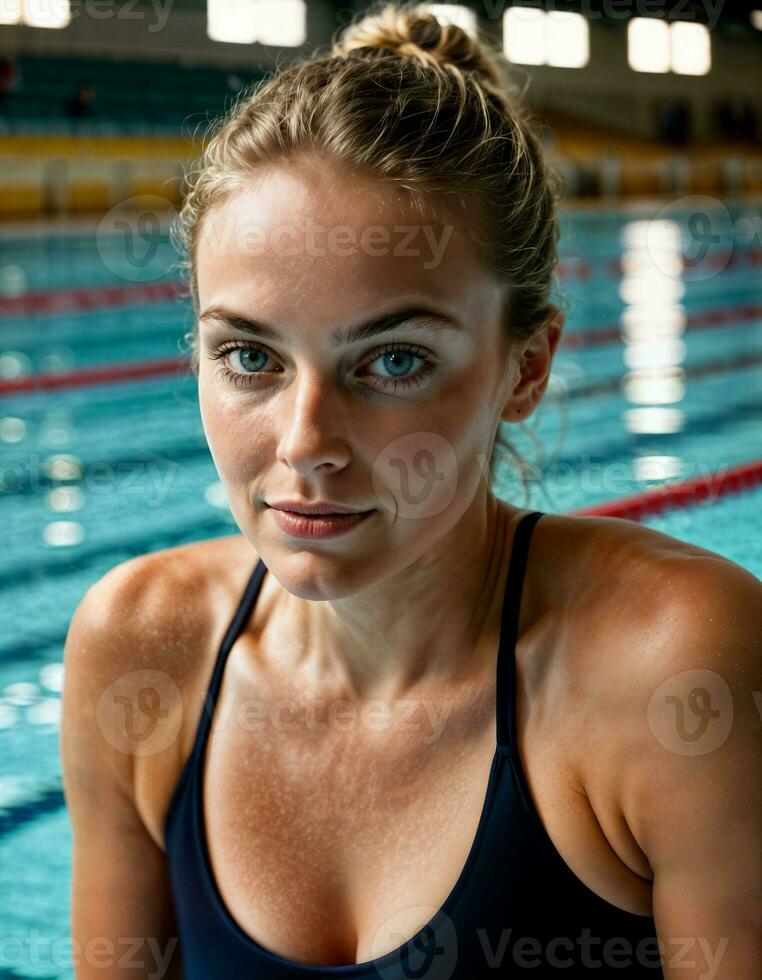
1, 198, 760, 979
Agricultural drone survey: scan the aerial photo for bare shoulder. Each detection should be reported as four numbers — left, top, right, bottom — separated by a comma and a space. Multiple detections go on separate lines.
68, 534, 256, 671
65, 532, 262, 733
538, 510, 762, 834
531, 509, 760, 624
534, 510, 760, 690
560, 510, 762, 701
62, 534, 259, 846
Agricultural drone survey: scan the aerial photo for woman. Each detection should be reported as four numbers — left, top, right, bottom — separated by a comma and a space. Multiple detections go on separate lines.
61, 4, 761, 978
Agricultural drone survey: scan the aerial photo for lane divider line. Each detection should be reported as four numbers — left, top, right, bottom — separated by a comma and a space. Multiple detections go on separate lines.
2, 303, 759, 395
570, 459, 762, 520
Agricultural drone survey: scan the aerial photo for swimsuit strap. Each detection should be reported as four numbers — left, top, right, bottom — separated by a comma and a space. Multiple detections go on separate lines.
496, 510, 545, 754
194, 509, 543, 760
194, 556, 268, 751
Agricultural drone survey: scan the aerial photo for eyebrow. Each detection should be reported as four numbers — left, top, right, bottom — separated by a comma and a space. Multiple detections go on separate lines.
198, 305, 462, 347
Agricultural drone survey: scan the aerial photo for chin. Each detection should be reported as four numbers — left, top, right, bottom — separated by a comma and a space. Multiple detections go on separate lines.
264, 550, 383, 601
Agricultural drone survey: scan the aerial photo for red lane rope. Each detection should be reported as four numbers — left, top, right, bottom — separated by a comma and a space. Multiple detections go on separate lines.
0, 280, 181, 316
601, 247, 762, 280
556, 248, 762, 281
0, 356, 188, 393
2, 299, 759, 396
570, 459, 762, 520
560, 302, 762, 350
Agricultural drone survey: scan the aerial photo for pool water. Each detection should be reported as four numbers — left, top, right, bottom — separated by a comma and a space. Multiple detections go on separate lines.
0, 200, 760, 978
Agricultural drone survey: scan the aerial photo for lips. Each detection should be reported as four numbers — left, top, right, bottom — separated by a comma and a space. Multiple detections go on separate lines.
267, 502, 372, 516
268, 506, 374, 539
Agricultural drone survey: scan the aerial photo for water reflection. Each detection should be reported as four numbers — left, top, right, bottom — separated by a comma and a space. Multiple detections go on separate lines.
619, 217, 687, 441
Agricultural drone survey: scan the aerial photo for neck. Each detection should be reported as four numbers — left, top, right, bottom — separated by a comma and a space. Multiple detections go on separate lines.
268, 494, 519, 706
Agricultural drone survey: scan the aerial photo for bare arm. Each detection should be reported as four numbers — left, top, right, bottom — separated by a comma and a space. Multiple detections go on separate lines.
621, 558, 762, 979
60, 560, 186, 980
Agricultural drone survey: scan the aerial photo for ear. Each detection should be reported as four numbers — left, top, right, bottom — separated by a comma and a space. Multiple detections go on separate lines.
500, 305, 565, 423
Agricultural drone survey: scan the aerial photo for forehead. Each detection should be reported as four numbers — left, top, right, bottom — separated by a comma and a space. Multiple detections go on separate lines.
195, 161, 498, 326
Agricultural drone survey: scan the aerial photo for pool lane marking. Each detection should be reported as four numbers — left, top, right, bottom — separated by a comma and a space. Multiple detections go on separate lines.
1, 303, 760, 396
570, 458, 762, 520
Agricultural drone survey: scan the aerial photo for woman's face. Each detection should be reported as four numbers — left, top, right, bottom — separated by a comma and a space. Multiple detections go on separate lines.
195, 160, 520, 583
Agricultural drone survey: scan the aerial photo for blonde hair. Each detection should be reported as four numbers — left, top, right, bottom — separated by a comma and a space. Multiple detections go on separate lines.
173, 0, 567, 500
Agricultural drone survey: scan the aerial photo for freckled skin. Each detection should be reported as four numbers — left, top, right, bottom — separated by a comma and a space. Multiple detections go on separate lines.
64, 158, 760, 974
195, 157, 562, 700
189, 158, 762, 972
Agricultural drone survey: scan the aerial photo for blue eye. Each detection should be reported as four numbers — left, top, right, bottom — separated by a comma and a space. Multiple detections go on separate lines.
207, 344, 275, 388
207, 341, 435, 392
229, 347, 268, 374
361, 343, 435, 391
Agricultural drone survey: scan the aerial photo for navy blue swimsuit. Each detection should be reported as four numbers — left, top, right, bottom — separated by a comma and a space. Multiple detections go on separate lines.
164, 510, 665, 977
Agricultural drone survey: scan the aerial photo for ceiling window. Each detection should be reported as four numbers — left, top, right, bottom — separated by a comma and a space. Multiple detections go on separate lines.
628, 18, 711, 75
208, 0, 306, 46
1, 0, 70, 27
503, 8, 589, 68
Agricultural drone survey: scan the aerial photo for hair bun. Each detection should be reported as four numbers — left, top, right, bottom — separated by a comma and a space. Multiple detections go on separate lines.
404, 11, 442, 50
334, 3, 504, 91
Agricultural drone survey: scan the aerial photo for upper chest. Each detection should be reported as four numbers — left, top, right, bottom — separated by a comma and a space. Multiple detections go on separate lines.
138, 521, 657, 965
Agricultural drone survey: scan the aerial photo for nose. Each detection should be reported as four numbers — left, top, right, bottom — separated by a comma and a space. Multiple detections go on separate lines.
275, 369, 353, 476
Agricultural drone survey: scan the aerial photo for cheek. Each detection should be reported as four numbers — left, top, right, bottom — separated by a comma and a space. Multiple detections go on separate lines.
433, 373, 499, 495
437, 369, 496, 450
198, 384, 269, 479
368, 375, 495, 517
198, 381, 230, 447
